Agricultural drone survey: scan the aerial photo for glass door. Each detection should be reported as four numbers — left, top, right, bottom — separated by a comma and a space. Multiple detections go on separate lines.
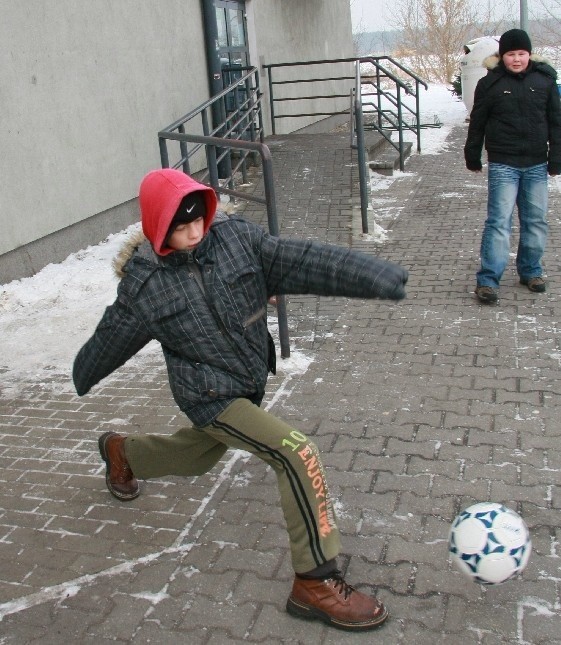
215, 0, 249, 84
215, 0, 250, 129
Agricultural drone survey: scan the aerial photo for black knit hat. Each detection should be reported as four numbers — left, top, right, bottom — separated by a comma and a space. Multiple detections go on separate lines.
165, 191, 207, 244
499, 29, 532, 56
171, 191, 206, 225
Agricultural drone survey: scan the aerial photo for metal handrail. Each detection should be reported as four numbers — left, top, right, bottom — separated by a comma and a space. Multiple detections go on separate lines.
159, 66, 264, 185
263, 55, 427, 147
157, 68, 291, 359
359, 56, 428, 155
263, 56, 429, 232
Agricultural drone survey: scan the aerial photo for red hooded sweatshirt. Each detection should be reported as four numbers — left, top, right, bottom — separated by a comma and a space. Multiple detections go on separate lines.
139, 169, 218, 256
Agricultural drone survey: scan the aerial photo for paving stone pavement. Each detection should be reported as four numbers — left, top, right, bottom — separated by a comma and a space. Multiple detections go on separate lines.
1, 124, 561, 643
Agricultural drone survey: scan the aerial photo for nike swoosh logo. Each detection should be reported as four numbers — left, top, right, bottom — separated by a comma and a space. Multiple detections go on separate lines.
186, 204, 196, 213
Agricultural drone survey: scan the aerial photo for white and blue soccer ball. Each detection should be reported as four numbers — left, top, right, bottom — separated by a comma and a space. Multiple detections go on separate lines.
449, 502, 532, 585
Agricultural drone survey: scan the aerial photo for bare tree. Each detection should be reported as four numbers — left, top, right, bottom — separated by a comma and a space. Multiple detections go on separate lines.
532, 2, 561, 70
350, 0, 377, 56
534, 0, 561, 30
390, 0, 485, 83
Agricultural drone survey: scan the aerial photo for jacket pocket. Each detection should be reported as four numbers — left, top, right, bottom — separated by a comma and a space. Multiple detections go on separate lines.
528, 86, 548, 107
219, 264, 267, 326
147, 296, 199, 346
150, 296, 189, 321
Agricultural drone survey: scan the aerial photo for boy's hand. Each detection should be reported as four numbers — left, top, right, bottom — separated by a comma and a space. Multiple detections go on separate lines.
466, 161, 482, 172
375, 262, 408, 301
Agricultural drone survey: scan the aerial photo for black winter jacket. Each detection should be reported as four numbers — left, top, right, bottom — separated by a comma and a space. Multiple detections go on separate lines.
464, 55, 561, 173
73, 214, 408, 427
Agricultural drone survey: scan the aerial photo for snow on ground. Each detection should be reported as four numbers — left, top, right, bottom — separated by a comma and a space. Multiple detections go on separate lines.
365, 82, 468, 242
0, 225, 142, 386
404, 82, 468, 154
0, 84, 469, 386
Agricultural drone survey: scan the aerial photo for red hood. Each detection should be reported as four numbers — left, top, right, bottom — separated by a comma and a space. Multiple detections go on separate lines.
139, 169, 218, 256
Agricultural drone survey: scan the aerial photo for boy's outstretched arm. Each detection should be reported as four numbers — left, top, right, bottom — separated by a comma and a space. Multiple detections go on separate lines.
73, 299, 152, 396
259, 234, 408, 301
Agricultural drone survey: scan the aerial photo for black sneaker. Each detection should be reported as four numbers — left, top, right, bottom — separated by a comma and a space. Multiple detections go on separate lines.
520, 276, 546, 293
475, 285, 498, 304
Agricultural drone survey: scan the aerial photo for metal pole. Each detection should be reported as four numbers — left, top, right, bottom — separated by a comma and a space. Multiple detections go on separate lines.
178, 124, 190, 175
415, 80, 421, 153
520, 0, 528, 32
201, 111, 220, 190
396, 85, 405, 172
266, 67, 277, 135
353, 62, 369, 234
260, 147, 290, 358
355, 102, 369, 234
159, 137, 170, 169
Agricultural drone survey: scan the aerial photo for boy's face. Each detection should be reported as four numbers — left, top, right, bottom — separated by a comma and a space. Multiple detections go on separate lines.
167, 217, 205, 251
502, 50, 530, 73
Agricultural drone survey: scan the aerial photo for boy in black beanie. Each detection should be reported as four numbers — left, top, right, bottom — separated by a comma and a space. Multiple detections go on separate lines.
464, 29, 561, 303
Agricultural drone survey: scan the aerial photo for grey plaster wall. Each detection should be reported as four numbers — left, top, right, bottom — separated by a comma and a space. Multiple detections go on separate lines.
1, 0, 354, 283
1, 1, 209, 259
249, 0, 355, 134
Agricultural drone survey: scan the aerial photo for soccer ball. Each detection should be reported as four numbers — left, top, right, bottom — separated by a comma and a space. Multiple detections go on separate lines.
449, 502, 532, 585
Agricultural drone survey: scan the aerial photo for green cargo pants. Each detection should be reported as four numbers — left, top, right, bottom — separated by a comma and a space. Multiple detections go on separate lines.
124, 398, 341, 573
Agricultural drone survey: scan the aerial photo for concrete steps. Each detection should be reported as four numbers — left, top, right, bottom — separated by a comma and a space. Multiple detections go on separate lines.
363, 130, 413, 176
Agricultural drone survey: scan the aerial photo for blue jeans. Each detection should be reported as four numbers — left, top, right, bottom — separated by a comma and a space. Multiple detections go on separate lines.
477, 162, 548, 288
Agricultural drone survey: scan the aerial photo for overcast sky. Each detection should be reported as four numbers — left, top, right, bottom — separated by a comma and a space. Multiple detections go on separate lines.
349, 0, 561, 33
349, 0, 393, 33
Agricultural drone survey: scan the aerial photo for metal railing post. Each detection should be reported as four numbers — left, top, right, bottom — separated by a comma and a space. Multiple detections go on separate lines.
219, 94, 234, 183
178, 124, 190, 175
376, 66, 383, 129
349, 89, 355, 148
159, 138, 170, 169
246, 76, 258, 164
415, 79, 422, 153
354, 62, 369, 234
396, 85, 405, 172
260, 146, 290, 358
202, 109, 220, 190
355, 105, 369, 234
267, 67, 276, 135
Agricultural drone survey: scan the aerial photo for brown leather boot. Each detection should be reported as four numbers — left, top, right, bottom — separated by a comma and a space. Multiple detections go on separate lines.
98, 432, 140, 501
286, 572, 388, 631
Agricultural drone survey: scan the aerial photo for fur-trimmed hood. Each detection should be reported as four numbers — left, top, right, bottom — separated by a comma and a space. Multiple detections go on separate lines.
112, 229, 148, 278
483, 52, 557, 79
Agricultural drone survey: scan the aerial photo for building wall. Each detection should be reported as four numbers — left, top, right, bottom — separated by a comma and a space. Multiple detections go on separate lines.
249, 0, 355, 134
1, 0, 209, 281
0, 0, 354, 283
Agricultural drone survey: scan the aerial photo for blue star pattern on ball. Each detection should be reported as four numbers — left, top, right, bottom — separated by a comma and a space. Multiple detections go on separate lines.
449, 502, 532, 585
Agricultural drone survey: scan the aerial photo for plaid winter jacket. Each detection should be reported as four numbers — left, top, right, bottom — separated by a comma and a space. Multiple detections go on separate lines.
73, 213, 408, 427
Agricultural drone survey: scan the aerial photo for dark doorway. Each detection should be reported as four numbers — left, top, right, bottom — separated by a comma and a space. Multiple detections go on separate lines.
215, 0, 249, 79
215, 0, 251, 134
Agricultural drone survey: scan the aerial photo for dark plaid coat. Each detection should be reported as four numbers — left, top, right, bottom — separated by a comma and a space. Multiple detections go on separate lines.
73, 214, 408, 426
